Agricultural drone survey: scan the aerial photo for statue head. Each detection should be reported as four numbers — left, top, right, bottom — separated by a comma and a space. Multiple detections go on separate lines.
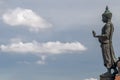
102, 6, 112, 23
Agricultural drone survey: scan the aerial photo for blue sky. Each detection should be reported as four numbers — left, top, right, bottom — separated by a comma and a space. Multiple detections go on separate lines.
0, 0, 120, 80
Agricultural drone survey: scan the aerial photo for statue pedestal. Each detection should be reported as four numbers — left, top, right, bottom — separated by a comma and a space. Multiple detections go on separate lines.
115, 75, 120, 80
100, 74, 114, 80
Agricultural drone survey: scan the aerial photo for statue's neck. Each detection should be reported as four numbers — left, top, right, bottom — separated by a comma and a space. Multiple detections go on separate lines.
106, 19, 111, 23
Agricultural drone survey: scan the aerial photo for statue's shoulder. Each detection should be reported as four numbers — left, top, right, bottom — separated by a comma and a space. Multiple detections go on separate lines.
105, 22, 113, 28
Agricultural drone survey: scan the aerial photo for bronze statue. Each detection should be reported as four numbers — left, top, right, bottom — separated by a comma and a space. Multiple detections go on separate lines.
92, 6, 117, 76
116, 57, 120, 75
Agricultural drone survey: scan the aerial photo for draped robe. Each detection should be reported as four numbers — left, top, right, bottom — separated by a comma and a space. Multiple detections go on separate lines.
99, 22, 116, 68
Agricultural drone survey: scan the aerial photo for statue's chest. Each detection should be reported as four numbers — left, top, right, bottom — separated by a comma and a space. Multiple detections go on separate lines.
102, 25, 109, 34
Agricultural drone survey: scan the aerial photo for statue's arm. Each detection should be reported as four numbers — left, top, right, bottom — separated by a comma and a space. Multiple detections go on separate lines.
92, 30, 103, 38
92, 24, 110, 39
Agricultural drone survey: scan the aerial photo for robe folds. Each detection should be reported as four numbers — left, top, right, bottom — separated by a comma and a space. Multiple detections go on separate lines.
99, 22, 116, 68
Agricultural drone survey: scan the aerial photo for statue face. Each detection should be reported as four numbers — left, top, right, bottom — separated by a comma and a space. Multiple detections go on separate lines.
102, 16, 108, 23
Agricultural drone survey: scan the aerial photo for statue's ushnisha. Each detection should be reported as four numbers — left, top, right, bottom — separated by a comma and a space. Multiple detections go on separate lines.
92, 6, 118, 76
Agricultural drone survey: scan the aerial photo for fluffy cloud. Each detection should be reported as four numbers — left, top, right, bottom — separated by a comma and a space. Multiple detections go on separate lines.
17, 56, 46, 65
84, 78, 97, 80
36, 60, 46, 65
36, 55, 46, 65
17, 61, 30, 64
2, 7, 52, 32
0, 41, 86, 54
0, 40, 86, 65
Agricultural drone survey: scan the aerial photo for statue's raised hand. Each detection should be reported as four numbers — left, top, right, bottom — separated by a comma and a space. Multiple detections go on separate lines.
92, 30, 96, 37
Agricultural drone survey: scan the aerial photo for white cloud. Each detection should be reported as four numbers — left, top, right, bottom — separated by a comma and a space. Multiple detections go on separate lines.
10, 38, 23, 43
84, 78, 97, 80
2, 7, 52, 32
17, 56, 47, 65
0, 41, 86, 54
36, 60, 46, 65
0, 40, 86, 65
36, 55, 47, 65
17, 61, 30, 64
